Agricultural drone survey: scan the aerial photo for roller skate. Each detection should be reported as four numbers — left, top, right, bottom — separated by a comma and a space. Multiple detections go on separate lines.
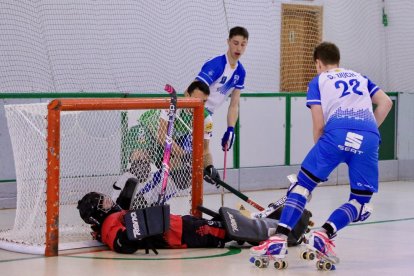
249, 235, 288, 270
300, 230, 339, 271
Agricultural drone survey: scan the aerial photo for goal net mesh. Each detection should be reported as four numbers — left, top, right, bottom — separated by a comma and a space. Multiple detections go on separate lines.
1, 1, 413, 93
0, 101, 199, 254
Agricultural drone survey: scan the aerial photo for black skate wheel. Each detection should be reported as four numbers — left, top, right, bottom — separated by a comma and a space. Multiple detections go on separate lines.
300, 251, 307, 260
274, 260, 283, 270
254, 259, 267, 268
323, 262, 332, 271
316, 261, 323, 270
308, 252, 315, 260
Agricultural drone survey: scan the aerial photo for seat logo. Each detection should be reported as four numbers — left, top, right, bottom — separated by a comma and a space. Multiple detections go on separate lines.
338, 132, 364, 154
344, 132, 363, 149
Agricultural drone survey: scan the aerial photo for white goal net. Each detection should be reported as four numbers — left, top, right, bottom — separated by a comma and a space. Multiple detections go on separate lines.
0, 98, 204, 255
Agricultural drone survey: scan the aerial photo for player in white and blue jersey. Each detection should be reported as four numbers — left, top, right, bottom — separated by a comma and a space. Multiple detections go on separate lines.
195, 26, 248, 154
192, 26, 248, 188
250, 42, 393, 268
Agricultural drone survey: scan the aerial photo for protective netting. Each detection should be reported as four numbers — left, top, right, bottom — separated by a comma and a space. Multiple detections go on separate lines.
0, 102, 196, 254
1, 1, 413, 93
280, 4, 322, 92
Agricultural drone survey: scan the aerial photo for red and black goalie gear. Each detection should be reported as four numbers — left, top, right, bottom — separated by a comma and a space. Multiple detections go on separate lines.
164, 215, 229, 248
102, 211, 167, 254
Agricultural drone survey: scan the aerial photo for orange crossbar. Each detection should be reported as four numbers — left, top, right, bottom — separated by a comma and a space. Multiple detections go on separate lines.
45, 98, 204, 256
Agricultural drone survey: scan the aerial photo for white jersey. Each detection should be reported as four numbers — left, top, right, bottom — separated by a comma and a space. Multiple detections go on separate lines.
306, 68, 380, 134
196, 54, 246, 114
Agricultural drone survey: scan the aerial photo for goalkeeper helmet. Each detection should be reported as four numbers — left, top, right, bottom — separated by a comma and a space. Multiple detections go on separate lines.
77, 192, 121, 226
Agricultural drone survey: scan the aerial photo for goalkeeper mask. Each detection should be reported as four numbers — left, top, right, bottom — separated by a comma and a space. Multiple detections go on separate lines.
77, 192, 122, 226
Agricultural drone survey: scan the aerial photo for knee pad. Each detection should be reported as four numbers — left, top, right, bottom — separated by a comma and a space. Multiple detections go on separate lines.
348, 199, 373, 222
288, 169, 321, 202
289, 184, 312, 202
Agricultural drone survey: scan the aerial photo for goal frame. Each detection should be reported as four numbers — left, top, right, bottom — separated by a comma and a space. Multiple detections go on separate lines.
45, 98, 204, 256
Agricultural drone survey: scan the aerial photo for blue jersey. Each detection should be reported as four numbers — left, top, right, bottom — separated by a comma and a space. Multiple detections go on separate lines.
196, 54, 246, 113
307, 68, 380, 135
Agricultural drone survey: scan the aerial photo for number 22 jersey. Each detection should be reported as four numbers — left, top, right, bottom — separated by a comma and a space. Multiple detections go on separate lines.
306, 68, 381, 135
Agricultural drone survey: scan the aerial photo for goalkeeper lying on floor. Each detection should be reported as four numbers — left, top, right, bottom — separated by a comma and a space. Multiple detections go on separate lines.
77, 175, 312, 254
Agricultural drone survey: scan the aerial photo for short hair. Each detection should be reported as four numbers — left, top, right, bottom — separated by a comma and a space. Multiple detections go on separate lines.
313, 42, 340, 65
229, 26, 249, 40
187, 80, 210, 96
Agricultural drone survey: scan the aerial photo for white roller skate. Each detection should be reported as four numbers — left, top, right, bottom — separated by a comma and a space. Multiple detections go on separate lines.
249, 235, 288, 270
300, 230, 339, 271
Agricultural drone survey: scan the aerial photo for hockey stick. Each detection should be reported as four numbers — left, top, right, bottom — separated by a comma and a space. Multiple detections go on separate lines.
221, 144, 228, 207
229, 174, 298, 218
214, 178, 265, 211
156, 84, 178, 206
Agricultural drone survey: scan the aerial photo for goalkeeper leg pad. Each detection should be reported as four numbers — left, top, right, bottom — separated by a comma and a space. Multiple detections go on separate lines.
220, 207, 312, 247
219, 207, 278, 244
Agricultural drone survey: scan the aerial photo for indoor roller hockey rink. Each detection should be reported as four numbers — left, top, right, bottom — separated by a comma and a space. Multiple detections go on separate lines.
1, 180, 413, 276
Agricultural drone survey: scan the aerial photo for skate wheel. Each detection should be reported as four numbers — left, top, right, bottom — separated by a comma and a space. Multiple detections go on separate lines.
254, 258, 268, 268
323, 261, 333, 271
282, 260, 288, 269
316, 260, 333, 271
308, 220, 315, 227
300, 251, 307, 260
316, 261, 323, 270
274, 260, 285, 270
307, 251, 316, 260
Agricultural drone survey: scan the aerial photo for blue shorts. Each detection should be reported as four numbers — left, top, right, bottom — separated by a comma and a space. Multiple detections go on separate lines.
302, 129, 380, 193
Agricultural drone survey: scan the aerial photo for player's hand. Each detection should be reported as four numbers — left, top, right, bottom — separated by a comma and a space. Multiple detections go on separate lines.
203, 165, 221, 187
221, 127, 235, 151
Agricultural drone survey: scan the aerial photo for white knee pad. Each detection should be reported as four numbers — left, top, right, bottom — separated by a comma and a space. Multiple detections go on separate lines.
287, 174, 312, 202
290, 185, 311, 201
349, 199, 373, 222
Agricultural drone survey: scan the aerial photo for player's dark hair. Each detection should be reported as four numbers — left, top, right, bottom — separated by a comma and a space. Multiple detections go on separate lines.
313, 42, 340, 65
187, 80, 210, 96
229, 26, 249, 40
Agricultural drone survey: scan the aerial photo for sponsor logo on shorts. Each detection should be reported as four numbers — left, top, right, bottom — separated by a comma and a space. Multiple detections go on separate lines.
338, 132, 364, 154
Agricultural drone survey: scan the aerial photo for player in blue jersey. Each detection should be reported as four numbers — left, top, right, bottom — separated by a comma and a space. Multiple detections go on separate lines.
193, 26, 248, 155
250, 42, 393, 269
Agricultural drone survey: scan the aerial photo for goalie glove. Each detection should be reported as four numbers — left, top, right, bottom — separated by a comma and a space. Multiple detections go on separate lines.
221, 127, 235, 151
203, 165, 221, 187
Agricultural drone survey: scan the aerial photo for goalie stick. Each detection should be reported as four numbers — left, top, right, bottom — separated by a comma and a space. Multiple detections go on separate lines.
214, 178, 265, 211
156, 84, 178, 205
214, 174, 299, 217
